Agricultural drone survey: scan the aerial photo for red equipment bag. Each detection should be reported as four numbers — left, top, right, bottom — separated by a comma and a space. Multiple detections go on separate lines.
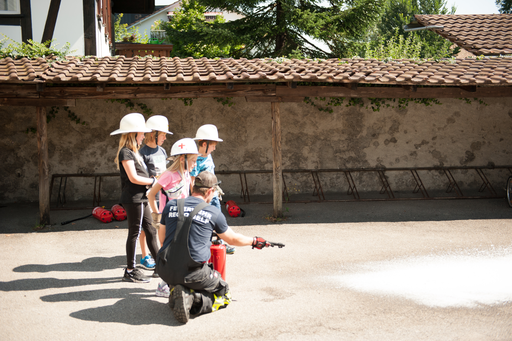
225, 200, 245, 217
111, 204, 127, 221
92, 206, 114, 223
209, 239, 227, 280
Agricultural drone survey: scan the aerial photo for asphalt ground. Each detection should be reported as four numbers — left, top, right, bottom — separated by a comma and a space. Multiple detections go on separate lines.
1, 198, 512, 341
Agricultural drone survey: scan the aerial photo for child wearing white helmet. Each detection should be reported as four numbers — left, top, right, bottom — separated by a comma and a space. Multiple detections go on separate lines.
111, 113, 159, 283
147, 138, 199, 297
138, 115, 173, 271
190, 124, 235, 254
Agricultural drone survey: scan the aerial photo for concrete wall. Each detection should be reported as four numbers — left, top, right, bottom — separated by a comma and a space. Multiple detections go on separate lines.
1, 96, 511, 204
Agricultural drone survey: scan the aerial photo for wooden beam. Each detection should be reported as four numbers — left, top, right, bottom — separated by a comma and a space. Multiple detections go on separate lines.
41, 0, 61, 44
2, 84, 512, 100
246, 96, 304, 102
31, 84, 277, 99
343, 83, 357, 90
83, 0, 96, 56
20, 0, 33, 42
37, 106, 50, 226
0, 99, 76, 106
460, 85, 477, 93
0, 16, 23, 25
271, 102, 283, 218
276, 85, 512, 98
402, 85, 417, 92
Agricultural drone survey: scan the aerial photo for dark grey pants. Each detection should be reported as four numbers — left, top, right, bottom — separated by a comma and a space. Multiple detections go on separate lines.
181, 263, 230, 316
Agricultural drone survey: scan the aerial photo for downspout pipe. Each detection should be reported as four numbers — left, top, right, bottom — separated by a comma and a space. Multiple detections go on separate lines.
403, 25, 444, 32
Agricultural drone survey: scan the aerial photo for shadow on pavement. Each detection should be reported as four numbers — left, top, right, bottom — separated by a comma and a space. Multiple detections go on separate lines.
68, 295, 179, 326
12, 256, 126, 273
0, 276, 121, 291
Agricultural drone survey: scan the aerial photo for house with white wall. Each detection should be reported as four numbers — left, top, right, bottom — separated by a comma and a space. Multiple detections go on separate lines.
0, 0, 159, 57
0, 0, 115, 57
126, 1, 244, 42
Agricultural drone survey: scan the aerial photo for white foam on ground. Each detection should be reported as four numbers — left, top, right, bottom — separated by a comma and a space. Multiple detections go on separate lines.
331, 247, 512, 308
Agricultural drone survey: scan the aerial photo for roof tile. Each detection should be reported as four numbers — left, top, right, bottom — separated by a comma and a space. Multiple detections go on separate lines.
415, 14, 512, 56
1, 56, 512, 86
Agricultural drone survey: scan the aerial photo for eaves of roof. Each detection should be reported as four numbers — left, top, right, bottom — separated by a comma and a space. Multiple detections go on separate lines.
126, 1, 180, 28
415, 14, 512, 56
1, 56, 512, 87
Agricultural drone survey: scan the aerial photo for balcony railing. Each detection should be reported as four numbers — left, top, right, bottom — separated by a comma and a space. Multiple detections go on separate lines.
114, 42, 173, 57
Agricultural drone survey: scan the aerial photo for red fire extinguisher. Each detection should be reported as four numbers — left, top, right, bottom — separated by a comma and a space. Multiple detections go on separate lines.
225, 200, 245, 217
92, 206, 114, 223
209, 237, 227, 280
111, 204, 127, 221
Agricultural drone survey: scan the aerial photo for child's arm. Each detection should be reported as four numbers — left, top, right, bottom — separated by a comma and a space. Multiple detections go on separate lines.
190, 175, 195, 193
147, 182, 163, 214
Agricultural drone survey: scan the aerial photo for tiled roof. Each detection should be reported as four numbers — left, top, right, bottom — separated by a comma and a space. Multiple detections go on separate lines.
1, 56, 512, 86
415, 14, 512, 56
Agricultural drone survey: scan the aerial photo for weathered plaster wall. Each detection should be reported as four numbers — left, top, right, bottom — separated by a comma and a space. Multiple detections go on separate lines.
1, 96, 511, 204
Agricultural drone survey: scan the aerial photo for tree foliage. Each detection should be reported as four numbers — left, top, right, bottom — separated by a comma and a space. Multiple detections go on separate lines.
114, 13, 149, 43
353, 0, 458, 59
363, 29, 423, 59
0, 34, 73, 60
160, 0, 242, 58
163, 0, 384, 59
496, 0, 512, 13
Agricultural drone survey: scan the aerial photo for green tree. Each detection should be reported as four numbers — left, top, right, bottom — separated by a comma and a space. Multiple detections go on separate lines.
163, 0, 384, 59
114, 13, 149, 43
363, 29, 423, 59
161, 0, 241, 58
354, 0, 458, 59
496, 0, 512, 13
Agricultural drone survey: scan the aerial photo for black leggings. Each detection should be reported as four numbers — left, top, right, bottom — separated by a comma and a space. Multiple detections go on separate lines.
124, 202, 159, 269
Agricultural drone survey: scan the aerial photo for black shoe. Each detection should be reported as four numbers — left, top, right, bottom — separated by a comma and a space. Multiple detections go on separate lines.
172, 285, 194, 323
152, 269, 159, 278
123, 268, 150, 283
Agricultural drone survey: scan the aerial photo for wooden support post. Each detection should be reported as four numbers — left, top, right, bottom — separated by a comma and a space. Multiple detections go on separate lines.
271, 102, 283, 218
37, 106, 50, 225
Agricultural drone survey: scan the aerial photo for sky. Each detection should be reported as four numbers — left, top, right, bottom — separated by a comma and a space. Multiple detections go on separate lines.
155, 0, 501, 14
446, 0, 498, 14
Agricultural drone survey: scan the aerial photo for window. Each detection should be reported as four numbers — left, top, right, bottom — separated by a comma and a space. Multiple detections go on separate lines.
0, 0, 18, 12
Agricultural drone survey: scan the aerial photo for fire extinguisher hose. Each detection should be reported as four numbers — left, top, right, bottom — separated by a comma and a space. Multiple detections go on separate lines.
60, 214, 92, 225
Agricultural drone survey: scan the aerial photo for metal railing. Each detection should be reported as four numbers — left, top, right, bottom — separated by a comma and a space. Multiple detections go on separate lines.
217, 166, 512, 204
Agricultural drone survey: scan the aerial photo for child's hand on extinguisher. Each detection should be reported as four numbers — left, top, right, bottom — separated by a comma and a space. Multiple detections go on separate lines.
252, 236, 270, 249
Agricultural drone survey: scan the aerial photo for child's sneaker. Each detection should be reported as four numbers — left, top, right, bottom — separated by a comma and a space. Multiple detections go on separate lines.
123, 268, 150, 283
220, 239, 236, 254
140, 255, 155, 269
155, 281, 170, 298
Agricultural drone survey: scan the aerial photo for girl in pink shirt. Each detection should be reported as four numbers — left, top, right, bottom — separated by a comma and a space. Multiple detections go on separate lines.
147, 138, 199, 246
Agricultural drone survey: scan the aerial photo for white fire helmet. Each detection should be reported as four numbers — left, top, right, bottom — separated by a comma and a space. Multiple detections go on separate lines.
193, 124, 223, 142
110, 113, 151, 135
145, 115, 173, 135
170, 138, 199, 156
